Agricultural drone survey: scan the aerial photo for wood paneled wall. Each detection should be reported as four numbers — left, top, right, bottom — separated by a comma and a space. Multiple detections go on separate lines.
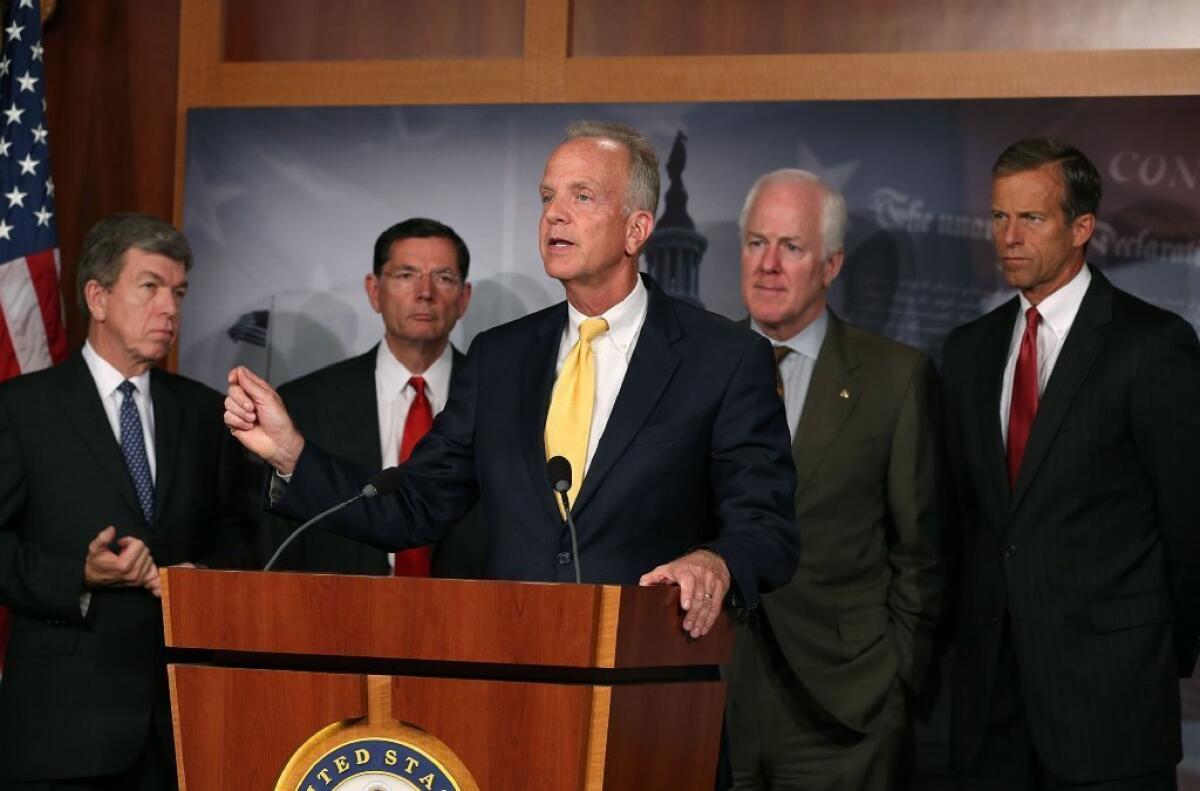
44, 0, 180, 348
38, 0, 1200, 347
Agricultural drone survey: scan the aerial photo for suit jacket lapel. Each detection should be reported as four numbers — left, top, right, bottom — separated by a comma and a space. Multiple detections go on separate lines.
573, 277, 681, 518
792, 314, 859, 491
149, 368, 181, 527
980, 300, 1018, 517
57, 354, 143, 520
340, 348, 383, 469
521, 305, 568, 524
1010, 272, 1110, 510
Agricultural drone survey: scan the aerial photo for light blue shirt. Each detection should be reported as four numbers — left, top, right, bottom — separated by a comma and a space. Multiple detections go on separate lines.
752, 310, 829, 440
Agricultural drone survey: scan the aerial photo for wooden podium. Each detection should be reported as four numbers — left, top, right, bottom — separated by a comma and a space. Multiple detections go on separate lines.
162, 568, 731, 790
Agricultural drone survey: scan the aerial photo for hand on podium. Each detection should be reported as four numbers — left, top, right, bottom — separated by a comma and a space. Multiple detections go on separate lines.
639, 548, 730, 639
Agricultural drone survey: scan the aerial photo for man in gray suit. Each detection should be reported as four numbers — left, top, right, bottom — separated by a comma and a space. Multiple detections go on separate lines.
726, 169, 944, 789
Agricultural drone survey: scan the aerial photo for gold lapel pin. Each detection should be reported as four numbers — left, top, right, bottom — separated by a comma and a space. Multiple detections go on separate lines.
839, 388, 850, 399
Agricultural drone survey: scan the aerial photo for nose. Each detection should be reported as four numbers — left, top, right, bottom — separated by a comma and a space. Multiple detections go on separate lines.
414, 272, 434, 300
759, 244, 783, 273
542, 194, 567, 225
1002, 221, 1022, 248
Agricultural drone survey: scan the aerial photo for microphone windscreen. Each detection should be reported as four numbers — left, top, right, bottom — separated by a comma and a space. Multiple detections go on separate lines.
546, 455, 572, 492
366, 466, 406, 496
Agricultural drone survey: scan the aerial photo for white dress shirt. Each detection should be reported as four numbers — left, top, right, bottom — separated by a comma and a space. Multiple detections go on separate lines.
999, 265, 1092, 445
752, 310, 829, 440
374, 340, 454, 570
375, 340, 454, 467
81, 340, 157, 482
555, 275, 649, 477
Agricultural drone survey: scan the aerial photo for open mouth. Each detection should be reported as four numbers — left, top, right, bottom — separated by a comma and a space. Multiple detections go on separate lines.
546, 236, 575, 249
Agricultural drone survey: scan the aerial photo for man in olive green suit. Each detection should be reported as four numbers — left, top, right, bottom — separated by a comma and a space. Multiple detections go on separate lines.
726, 169, 944, 790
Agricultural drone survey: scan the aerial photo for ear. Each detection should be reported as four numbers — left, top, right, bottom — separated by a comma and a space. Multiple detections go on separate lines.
624, 209, 656, 257
1071, 213, 1096, 250
822, 250, 845, 288
364, 273, 382, 315
84, 279, 108, 322
455, 282, 473, 320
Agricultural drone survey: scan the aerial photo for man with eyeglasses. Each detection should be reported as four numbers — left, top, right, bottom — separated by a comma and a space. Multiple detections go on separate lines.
259, 217, 485, 578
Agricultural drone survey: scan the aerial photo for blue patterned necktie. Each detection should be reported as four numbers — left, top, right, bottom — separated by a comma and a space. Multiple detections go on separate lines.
117, 380, 155, 524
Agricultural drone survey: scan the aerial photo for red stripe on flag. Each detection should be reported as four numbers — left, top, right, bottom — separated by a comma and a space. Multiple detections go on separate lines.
25, 250, 67, 363
0, 305, 20, 379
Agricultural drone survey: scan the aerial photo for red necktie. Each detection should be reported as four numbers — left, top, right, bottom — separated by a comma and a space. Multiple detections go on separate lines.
393, 376, 433, 577
1006, 307, 1041, 490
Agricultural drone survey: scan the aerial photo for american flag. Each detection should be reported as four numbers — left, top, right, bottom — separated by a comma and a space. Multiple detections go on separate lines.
0, 0, 65, 671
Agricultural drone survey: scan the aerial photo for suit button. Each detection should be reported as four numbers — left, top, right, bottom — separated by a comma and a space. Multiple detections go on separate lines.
1003, 545, 1018, 559
557, 551, 572, 566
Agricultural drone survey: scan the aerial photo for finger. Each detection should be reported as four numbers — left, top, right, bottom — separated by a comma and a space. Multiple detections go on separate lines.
225, 387, 255, 420
224, 408, 257, 432
88, 526, 116, 555
675, 568, 698, 614
695, 589, 722, 637
638, 566, 673, 586
236, 366, 277, 404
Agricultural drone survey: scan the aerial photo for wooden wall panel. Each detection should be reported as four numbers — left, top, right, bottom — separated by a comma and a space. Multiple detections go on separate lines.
571, 0, 1200, 57
223, 0, 524, 62
44, 0, 180, 349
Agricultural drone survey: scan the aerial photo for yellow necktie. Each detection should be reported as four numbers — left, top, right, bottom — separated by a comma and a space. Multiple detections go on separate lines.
545, 317, 609, 513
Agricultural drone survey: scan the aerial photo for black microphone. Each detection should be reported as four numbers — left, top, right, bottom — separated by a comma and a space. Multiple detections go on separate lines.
364, 465, 407, 497
546, 455, 582, 584
263, 482, 379, 571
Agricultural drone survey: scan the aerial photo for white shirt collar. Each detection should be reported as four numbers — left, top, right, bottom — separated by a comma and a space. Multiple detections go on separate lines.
1018, 264, 1092, 340
81, 340, 152, 398
751, 308, 829, 361
375, 340, 454, 402
564, 274, 649, 358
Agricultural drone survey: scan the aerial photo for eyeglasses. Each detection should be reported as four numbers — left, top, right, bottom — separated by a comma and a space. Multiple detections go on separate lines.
382, 267, 463, 292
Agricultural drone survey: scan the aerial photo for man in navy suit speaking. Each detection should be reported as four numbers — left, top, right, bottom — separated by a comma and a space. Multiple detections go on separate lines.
224, 121, 799, 638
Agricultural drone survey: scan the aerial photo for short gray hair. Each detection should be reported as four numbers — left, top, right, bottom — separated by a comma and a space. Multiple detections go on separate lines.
565, 120, 660, 216
738, 169, 847, 261
77, 212, 193, 322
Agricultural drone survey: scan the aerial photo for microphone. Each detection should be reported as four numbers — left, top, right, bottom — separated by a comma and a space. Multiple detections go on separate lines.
364, 465, 407, 498
263, 482, 379, 571
546, 456, 582, 584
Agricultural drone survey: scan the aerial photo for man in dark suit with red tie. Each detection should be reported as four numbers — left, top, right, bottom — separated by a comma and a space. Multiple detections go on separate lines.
262, 218, 484, 578
943, 138, 1200, 789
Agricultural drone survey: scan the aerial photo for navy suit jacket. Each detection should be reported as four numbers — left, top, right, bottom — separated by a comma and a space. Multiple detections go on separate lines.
277, 275, 799, 605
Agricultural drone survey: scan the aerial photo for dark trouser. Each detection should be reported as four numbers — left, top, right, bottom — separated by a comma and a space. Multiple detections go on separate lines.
727, 616, 905, 791
0, 718, 175, 791
959, 621, 1176, 791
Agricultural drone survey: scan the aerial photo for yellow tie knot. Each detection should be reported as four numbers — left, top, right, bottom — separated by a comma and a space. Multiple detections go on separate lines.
579, 317, 609, 344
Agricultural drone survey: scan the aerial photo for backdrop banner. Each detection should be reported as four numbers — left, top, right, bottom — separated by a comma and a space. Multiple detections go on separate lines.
182, 97, 1200, 784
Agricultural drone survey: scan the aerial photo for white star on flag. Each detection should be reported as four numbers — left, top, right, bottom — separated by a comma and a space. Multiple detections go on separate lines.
17, 153, 36, 174
45, 176, 53, 196
18, 0, 33, 9
30, 124, 45, 144
4, 22, 22, 42
30, 42, 42, 61
5, 185, 26, 207
0, 138, 10, 157
4, 104, 24, 125
33, 206, 50, 226
16, 71, 37, 93
0, 58, 11, 78
0, 220, 11, 240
